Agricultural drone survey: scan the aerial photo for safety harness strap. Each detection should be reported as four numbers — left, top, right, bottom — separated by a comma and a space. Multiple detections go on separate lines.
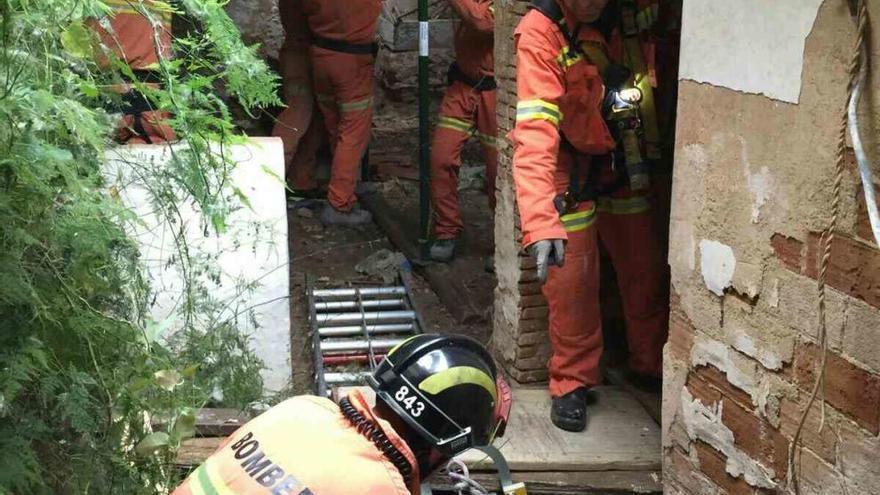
312, 36, 379, 56
447, 62, 497, 91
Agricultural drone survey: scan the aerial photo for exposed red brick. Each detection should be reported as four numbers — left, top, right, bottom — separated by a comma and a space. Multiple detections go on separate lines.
778, 398, 837, 464
692, 364, 754, 412
686, 371, 722, 405
520, 256, 537, 270
856, 182, 880, 247
514, 354, 550, 371
771, 233, 805, 273
694, 441, 774, 495
508, 367, 548, 383
721, 397, 789, 479
518, 294, 547, 308
793, 342, 880, 434
665, 446, 719, 494
516, 331, 547, 346
804, 232, 880, 309
518, 281, 543, 296
520, 306, 549, 320
518, 319, 548, 333
668, 304, 695, 361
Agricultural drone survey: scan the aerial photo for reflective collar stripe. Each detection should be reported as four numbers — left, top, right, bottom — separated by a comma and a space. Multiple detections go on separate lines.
339, 97, 373, 112
437, 116, 476, 135
560, 206, 597, 232
515, 99, 561, 127
596, 196, 650, 215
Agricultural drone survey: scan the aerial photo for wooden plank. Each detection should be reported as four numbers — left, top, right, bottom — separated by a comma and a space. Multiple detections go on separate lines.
457, 386, 662, 472
177, 437, 223, 467
194, 408, 250, 437
359, 191, 485, 324
426, 469, 662, 494
605, 367, 662, 425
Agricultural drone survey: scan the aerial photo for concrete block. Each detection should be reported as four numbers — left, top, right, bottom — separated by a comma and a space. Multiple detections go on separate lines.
839, 420, 880, 495
105, 138, 291, 393
841, 298, 880, 374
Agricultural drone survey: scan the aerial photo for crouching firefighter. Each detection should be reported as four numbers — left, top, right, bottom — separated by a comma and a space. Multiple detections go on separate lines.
172, 334, 524, 495
511, 0, 668, 432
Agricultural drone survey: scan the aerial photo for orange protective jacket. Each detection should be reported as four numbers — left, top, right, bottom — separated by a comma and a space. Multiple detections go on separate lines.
449, 0, 495, 78
511, 1, 658, 247
301, 0, 383, 44
172, 391, 419, 495
91, 0, 172, 70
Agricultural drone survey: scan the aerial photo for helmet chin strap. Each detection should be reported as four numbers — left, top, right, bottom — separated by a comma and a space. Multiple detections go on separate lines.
419, 446, 527, 495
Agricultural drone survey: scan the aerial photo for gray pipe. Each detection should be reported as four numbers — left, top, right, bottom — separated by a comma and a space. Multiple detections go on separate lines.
318, 323, 414, 337
324, 372, 372, 385
312, 287, 406, 300
315, 310, 416, 326
847, 47, 880, 246
321, 338, 407, 354
314, 299, 405, 312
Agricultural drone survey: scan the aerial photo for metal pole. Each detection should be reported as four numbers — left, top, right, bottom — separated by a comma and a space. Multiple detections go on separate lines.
418, 0, 431, 261
312, 287, 406, 300
314, 310, 416, 326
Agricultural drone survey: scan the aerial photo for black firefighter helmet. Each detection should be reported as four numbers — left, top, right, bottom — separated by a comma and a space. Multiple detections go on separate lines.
367, 334, 510, 457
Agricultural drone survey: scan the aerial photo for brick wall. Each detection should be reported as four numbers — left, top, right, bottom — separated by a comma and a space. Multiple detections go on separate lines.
663, 1, 880, 494
490, 0, 553, 382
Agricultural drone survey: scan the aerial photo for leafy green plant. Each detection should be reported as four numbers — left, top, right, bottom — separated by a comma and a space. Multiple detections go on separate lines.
0, 0, 281, 492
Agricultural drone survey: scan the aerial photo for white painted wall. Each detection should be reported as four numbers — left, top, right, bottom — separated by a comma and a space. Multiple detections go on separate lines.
679, 0, 824, 103
104, 137, 291, 393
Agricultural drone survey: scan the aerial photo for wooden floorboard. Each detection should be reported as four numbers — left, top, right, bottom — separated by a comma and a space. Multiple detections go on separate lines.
458, 386, 661, 472
177, 386, 662, 492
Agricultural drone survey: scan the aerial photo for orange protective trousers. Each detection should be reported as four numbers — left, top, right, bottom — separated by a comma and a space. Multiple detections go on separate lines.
310, 48, 374, 212
431, 82, 498, 239
271, 0, 323, 190
542, 158, 667, 397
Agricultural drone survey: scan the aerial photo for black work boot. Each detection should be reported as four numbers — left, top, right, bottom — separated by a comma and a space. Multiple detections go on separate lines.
551, 387, 589, 432
429, 238, 457, 262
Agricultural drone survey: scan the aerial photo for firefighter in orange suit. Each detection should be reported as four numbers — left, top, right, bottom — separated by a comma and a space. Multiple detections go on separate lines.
90, 0, 176, 144
272, 0, 325, 197
512, 0, 667, 432
172, 335, 512, 495
301, 0, 382, 225
428, 0, 497, 262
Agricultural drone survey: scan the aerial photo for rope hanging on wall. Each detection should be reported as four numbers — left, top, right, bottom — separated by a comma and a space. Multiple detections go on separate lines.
788, 1, 870, 494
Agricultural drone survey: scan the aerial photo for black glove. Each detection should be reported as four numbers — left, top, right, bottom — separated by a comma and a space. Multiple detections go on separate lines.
530, 239, 566, 285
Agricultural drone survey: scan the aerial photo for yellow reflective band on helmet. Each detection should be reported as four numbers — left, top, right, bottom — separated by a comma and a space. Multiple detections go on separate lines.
339, 97, 373, 113
596, 196, 650, 215
556, 46, 583, 69
560, 206, 597, 232
515, 99, 561, 127
387, 335, 420, 358
437, 116, 476, 135
419, 366, 497, 402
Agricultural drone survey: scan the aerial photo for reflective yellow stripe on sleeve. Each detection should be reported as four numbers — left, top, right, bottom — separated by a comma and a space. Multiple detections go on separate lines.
476, 131, 497, 148
560, 206, 597, 232
515, 99, 562, 127
437, 116, 476, 135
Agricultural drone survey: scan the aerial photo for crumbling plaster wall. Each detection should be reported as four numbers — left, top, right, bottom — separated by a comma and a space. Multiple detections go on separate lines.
665, 1, 880, 494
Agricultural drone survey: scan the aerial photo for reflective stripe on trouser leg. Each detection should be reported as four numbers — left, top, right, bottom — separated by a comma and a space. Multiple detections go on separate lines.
542, 204, 603, 396
596, 198, 666, 377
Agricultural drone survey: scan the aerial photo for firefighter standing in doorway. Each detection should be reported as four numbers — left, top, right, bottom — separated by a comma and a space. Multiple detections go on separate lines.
428, 0, 498, 263
272, 0, 326, 199
90, 0, 176, 144
512, 0, 668, 432
172, 335, 513, 495
301, 0, 382, 225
